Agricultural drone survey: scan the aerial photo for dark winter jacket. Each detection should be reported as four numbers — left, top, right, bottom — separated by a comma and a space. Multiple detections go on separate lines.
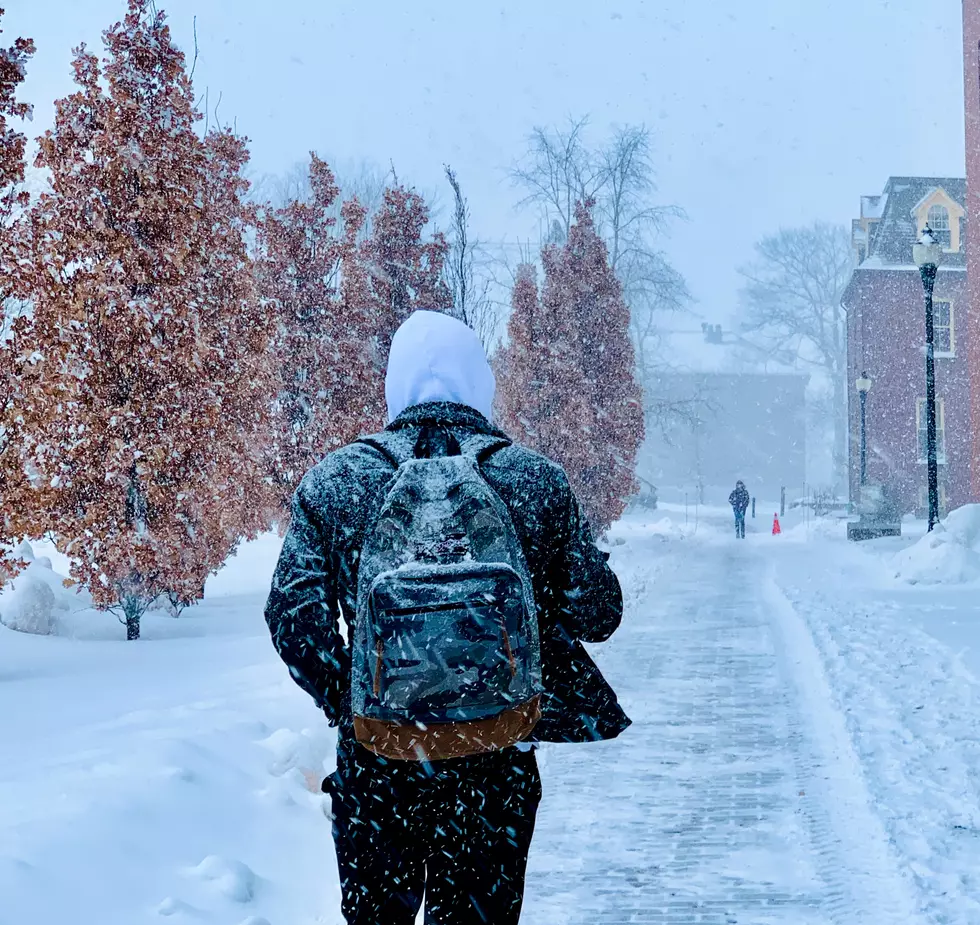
264, 401, 631, 744
729, 483, 750, 514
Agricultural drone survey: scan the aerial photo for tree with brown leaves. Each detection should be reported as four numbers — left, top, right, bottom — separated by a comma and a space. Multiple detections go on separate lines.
7, 0, 274, 638
0, 8, 34, 226
0, 9, 35, 580
256, 154, 376, 509
497, 202, 644, 533
363, 183, 453, 373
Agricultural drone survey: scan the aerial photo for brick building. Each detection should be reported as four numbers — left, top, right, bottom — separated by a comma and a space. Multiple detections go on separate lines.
843, 177, 969, 515
963, 2, 980, 503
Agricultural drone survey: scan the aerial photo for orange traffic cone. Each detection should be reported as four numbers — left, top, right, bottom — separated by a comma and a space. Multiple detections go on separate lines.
772, 513, 781, 535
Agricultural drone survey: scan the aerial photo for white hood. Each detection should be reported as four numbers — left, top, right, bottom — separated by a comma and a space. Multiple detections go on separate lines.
384, 310, 496, 423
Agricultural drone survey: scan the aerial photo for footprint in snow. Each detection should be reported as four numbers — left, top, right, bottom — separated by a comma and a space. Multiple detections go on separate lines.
156, 896, 200, 917
190, 855, 256, 903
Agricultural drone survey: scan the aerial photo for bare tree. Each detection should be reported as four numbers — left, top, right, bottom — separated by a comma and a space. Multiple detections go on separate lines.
511, 117, 604, 239
737, 222, 852, 487
511, 117, 691, 423
251, 156, 387, 236
442, 165, 499, 350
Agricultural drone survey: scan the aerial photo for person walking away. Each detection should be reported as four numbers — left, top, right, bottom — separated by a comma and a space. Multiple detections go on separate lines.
729, 480, 750, 539
264, 310, 630, 925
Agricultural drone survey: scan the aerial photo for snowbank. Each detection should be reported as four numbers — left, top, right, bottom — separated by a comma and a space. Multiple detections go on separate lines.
892, 504, 980, 584
0, 541, 92, 634
0, 572, 56, 634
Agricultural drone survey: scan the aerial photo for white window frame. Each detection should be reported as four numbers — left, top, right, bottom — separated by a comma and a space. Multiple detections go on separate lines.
918, 483, 948, 515
928, 204, 952, 248
916, 397, 947, 465
933, 299, 954, 357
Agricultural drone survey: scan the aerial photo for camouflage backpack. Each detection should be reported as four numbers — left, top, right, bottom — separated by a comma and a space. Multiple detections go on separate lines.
352, 427, 543, 761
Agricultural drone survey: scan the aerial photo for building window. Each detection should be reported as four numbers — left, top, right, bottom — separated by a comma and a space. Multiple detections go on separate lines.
917, 484, 948, 515
928, 204, 952, 247
934, 300, 954, 355
916, 397, 947, 464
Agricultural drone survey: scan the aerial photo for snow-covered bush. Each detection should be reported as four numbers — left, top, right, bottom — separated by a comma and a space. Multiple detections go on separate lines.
0, 546, 92, 634
0, 571, 56, 635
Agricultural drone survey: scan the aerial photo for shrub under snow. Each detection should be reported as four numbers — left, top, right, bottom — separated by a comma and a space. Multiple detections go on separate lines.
0, 542, 92, 635
1, 570, 57, 635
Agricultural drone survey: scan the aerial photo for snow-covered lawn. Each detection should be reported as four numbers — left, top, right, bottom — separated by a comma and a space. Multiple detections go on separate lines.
6, 507, 980, 922
770, 517, 980, 924
1, 534, 342, 925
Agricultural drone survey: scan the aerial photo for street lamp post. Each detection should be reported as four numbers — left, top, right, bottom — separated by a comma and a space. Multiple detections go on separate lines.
856, 373, 872, 486
913, 227, 943, 531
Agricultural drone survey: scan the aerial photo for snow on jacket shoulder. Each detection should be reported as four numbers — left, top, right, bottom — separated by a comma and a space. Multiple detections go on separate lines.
263, 401, 631, 744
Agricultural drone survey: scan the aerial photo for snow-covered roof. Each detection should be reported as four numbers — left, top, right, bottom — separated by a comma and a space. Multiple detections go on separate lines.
860, 194, 886, 220
908, 185, 962, 217
855, 255, 964, 272
855, 177, 966, 270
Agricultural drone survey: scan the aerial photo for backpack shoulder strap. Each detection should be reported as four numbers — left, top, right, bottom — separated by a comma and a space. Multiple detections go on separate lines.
360, 430, 511, 469
356, 431, 417, 469
459, 432, 512, 465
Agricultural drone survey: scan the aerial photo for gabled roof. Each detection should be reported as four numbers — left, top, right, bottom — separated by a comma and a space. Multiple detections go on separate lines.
860, 176, 967, 268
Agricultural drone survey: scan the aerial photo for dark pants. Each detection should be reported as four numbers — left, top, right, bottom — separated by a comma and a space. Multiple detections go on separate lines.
326, 741, 541, 925
734, 510, 746, 538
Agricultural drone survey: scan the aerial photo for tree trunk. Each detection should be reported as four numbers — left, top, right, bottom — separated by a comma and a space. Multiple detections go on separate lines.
832, 374, 847, 493
122, 594, 142, 641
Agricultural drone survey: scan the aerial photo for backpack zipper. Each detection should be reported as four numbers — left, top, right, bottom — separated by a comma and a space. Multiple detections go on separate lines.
501, 622, 518, 678
373, 637, 384, 696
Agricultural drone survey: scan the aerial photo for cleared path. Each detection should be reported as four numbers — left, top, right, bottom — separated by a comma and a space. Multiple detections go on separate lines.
523, 522, 922, 924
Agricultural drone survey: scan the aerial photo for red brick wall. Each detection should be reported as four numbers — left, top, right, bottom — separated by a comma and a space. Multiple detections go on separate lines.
847, 269, 970, 514
965, 2, 980, 502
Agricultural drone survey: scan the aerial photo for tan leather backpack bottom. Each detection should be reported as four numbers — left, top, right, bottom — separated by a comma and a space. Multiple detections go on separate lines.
354, 696, 541, 761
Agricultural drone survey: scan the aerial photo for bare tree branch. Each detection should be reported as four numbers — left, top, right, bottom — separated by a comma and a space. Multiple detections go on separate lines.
442, 164, 500, 350
189, 15, 199, 80
510, 117, 692, 414
736, 221, 852, 485
251, 157, 387, 239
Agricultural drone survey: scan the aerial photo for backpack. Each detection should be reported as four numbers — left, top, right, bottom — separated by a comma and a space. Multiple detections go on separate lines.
351, 427, 543, 761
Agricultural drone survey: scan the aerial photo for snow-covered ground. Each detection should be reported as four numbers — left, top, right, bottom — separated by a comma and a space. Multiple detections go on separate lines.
5, 505, 980, 922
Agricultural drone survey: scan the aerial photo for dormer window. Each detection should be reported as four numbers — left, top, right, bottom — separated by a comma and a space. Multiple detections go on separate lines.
928, 204, 951, 247
913, 188, 964, 252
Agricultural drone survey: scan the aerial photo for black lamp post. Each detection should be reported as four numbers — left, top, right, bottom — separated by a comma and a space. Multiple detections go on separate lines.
856, 373, 871, 486
913, 226, 943, 531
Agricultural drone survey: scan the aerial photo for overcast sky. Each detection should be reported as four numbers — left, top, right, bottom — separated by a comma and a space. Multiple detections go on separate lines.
9, 0, 968, 339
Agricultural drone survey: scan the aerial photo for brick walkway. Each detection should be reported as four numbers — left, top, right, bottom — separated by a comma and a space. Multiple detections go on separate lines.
523, 541, 839, 924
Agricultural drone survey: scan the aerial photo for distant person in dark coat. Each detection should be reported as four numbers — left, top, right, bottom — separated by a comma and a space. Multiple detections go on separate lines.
729, 480, 750, 539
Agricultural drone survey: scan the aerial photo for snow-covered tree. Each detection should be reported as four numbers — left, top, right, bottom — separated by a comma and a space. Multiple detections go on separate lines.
257, 168, 453, 512
364, 183, 453, 361
259, 153, 341, 504
511, 118, 690, 421
497, 202, 644, 533
0, 9, 34, 580
0, 8, 34, 227
7, 0, 275, 638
